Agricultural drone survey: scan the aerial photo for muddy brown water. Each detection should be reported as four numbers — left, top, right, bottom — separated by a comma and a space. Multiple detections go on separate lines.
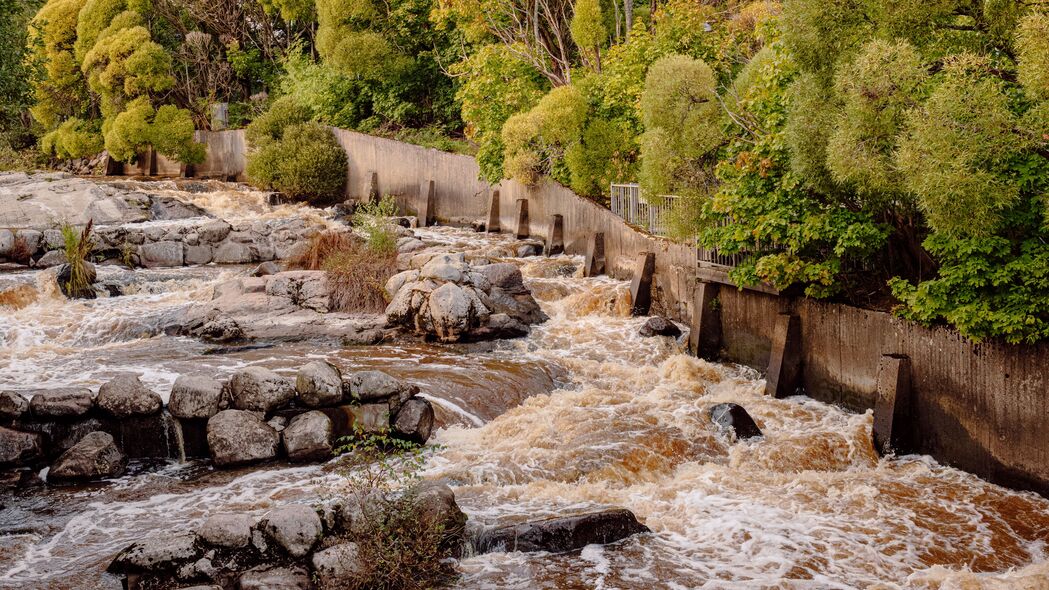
2, 184, 1049, 589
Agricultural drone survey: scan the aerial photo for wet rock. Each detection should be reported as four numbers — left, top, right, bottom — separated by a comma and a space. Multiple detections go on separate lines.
56, 261, 98, 299
139, 241, 185, 268
350, 404, 391, 434
96, 374, 163, 417
252, 261, 281, 277
197, 316, 244, 342
184, 244, 213, 265
393, 398, 434, 445
237, 565, 310, 590
212, 240, 253, 264
48, 431, 126, 482
0, 229, 13, 257
197, 220, 231, 243
35, 249, 67, 268
197, 513, 253, 549
0, 426, 42, 466
295, 361, 343, 408
515, 241, 543, 257
311, 542, 365, 588
0, 390, 30, 420
149, 196, 207, 220
259, 504, 323, 558
639, 316, 682, 338
428, 282, 489, 342
282, 411, 333, 462
29, 387, 94, 418
475, 508, 649, 554
709, 403, 763, 441
415, 481, 468, 543
229, 367, 294, 414
206, 410, 279, 467
343, 370, 409, 403
109, 533, 200, 576
168, 376, 224, 419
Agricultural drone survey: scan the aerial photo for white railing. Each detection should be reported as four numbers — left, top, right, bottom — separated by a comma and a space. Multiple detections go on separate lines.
609, 183, 678, 236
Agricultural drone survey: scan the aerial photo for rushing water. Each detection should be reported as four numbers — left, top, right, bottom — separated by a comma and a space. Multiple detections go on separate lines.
2, 183, 1049, 589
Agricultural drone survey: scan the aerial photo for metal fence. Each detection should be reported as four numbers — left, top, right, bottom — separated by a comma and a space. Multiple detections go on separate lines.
609, 183, 678, 236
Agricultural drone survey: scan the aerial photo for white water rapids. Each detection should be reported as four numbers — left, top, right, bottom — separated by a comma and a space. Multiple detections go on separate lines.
2, 182, 1049, 589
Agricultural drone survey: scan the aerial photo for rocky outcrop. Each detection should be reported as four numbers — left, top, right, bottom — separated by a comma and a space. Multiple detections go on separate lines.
385, 254, 546, 342
48, 431, 127, 483
709, 403, 763, 441
474, 508, 649, 554
206, 410, 280, 467
0, 391, 29, 420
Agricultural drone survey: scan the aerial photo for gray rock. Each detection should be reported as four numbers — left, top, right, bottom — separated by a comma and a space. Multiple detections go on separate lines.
168, 375, 224, 419
311, 543, 365, 588
0, 228, 13, 257
206, 410, 279, 467
42, 229, 63, 250
268, 416, 287, 432
17, 229, 42, 256
56, 261, 98, 298
639, 316, 682, 338
477, 263, 525, 291
184, 244, 213, 265
710, 403, 763, 441
139, 241, 185, 268
35, 249, 67, 268
149, 196, 207, 220
351, 404, 391, 434
259, 504, 322, 558
109, 532, 200, 573
295, 361, 343, 407
0, 426, 42, 466
344, 370, 407, 403
96, 374, 162, 417
29, 388, 94, 418
197, 220, 231, 243
229, 367, 294, 414
282, 411, 333, 462
252, 261, 281, 277
237, 565, 310, 590
393, 398, 434, 445
415, 481, 468, 541
197, 513, 253, 548
213, 241, 253, 264
428, 282, 487, 342
384, 269, 420, 299
48, 431, 126, 482
475, 508, 649, 554
0, 391, 29, 420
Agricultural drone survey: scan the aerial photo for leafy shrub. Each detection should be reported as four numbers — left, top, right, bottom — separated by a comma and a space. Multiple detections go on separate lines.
40, 118, 103, 159
244, 95, 313, 146
246, 119, 347, 204
352, 195, 399, 253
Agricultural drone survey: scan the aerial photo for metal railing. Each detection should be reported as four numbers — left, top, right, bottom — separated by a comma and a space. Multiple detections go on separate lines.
609, 183, 678, 236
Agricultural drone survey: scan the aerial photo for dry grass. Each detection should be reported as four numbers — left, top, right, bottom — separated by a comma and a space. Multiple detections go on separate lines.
290, 230, 397, 313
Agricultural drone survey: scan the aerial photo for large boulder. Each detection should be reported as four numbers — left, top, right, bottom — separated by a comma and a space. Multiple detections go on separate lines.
639, 316, 682, 338
0, 390, 29, 420
197, 513, 253, 549
28, 387, 94, 418
475, 508, 649, 554
237, 565, 311, 590
109, 532, 201, 574
393, 398, 434, 445
295, 361, 343, 408
282, 411, 333, 462
709, 403, 763, 441
96, 374, 162, 417
139, 241, 185, 268
414, 481, 468, 545
428, 282, 488, 342
258, 504, 323, 558
311, 543, 365, 589
48, 431, 126, 483
343, 370, 413, 405
168, 375, 224, 419
206, 410, 279, 467
229, 367, 294, 414
0, 426, 42, 467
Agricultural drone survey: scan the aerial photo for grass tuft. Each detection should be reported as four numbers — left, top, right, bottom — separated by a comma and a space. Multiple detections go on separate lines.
60, 220, 94, 298
290, 230, 397, 313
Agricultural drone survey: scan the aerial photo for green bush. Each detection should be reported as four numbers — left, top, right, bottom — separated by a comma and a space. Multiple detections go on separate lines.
246, 120, 347, 204
244, 95, 313, 146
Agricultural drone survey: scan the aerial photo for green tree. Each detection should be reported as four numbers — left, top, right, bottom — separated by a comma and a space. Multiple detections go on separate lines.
571, 0, 606, 71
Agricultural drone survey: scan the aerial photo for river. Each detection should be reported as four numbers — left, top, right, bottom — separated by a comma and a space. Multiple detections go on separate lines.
1, 181, 1048, 589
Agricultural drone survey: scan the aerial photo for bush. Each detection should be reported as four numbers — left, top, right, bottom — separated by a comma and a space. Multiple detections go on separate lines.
246, 120, 347, 204
244, 95, 313, 146
60, 220, 95, 298
289, 230, 397, 312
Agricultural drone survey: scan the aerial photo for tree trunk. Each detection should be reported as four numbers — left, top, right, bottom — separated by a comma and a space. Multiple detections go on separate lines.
624, 0, 633, 35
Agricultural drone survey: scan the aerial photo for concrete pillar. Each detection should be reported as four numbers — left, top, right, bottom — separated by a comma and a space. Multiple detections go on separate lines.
765, 313, 802, 398
515, 199, 530, 239
211, 102, 229, 131
689, 282, 721, 360
546, 214, 564, 255
486, 190, 501, 233
137, 147, 156, 176
103, 154, 122, 176
366, 171, 379, 204
422, 179, 436, 226
584, 232, 605, 277
179, 163, 195, 179
873, 354, 912, 455
629, 252, 656, 316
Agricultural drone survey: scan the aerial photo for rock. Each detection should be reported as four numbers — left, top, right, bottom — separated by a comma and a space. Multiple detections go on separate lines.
197, 220, 231, 243
206, 410, 279, 467
393, 398, 434, 445
198, 316, 244, 342
197, 513, 253, 548
149, 196, 207, 220
252, 261, 281, 277
108, 532, 200, 574
212, 240, 253, 264
709, 403, 763, 441
139, 241, 185, 268
515, 241, 543, 257
350, 404, 390, 434
639, 316, 682, 338
48, 431, 126, 482
295, 361, 343, 407
29, 388, 94, 418
0, 229, 13, 257
56, 261, 97, 298
229, 367, 294, 414
168, 376, 224, 419
414, 481, 468, 542
311, 543, 365, 588
184, 244, 213, 265
259, 504, 323, 558
237, 565, 311, 590
476, 262, 524, 291
96, 374, 162, 417
268, 416, 288, 432
384, 269, 420, 299
0, 426, 42, 466
35, 249, 67, 268
428, 282, 488, 342
475, 508, 649, 554
0, 391, 30, 420
282, 411, 333, 462
344, 370, 410, 403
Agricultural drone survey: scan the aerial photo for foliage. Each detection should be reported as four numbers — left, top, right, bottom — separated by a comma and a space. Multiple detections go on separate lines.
41, 117, 103, 159
0, 0, 42, 143
290, 230, 397, 312
60, 220, 95, 298
245, 95, 312, 145
246, 121, 347, 203
352, 195, 399, 253
570, 0, 606, 70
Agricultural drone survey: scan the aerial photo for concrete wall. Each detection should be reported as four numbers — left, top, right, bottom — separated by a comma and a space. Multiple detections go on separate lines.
182, 129, 1049, 496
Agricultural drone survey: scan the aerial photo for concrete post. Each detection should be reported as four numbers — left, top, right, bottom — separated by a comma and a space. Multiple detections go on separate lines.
211, 102, 229, 131
136, 147, 156, 176
873, 354, 912, 455
515, 199, 530, 239
584, 232, 605, 277
103, 154, 122, 176
765, 313, 802, 398
179, 162, 195, 178
366, 171, 380, 204
422, 179, 436, 226
546, 214, 564, 255
629, 252, 656, 316
690, 282, 721, 360
486, 190, 501, 233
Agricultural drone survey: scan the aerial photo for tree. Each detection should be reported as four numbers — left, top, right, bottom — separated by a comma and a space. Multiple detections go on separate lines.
570, 0, 605, 71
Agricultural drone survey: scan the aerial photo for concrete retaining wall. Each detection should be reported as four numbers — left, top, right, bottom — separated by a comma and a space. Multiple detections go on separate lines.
180, 128, 1049, 496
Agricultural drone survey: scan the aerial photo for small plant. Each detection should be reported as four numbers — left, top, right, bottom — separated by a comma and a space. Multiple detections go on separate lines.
60, 220, 95, 298
289, 230, 397, 312
352, 194, 398, 254
119, 240, 136, 268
